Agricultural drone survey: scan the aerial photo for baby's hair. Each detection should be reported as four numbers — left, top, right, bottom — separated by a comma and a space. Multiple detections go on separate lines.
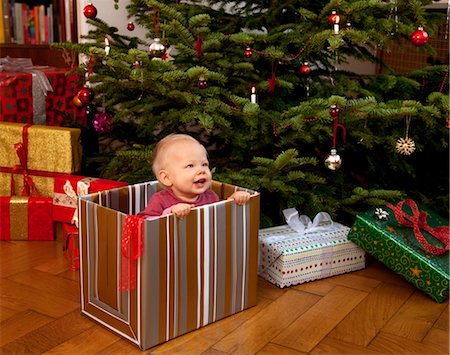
151, 134, 204, 177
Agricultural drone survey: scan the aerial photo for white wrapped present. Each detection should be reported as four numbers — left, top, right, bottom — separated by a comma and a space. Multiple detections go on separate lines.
258, 209, 366, 288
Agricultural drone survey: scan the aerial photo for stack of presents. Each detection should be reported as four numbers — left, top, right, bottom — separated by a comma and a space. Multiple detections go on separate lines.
1, 58, 448, 351
0, 57, 128, 270
0, 122, 128, 267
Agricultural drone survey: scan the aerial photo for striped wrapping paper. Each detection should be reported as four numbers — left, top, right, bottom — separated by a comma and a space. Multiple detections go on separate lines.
258, 223, 366, 288
78, 180, 260, 350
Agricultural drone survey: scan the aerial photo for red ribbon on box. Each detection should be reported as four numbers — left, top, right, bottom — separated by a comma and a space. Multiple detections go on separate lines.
62, 223, 80, 270
120, 215, 145, 291
386, 199, 449, 256
11, 124, 38, 196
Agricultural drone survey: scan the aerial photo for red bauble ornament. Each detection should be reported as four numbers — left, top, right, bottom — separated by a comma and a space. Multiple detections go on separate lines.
328, 10, 340, 24
197, 76, 208, 89
83, 3, 97, 19
244, 47, 252, 58
77, 87, 94, 104
329, 105, 340, 117
300, 62, 311, 75
127, 22, 135, 31
410, 27, 429, 47
73, 95, 83, 107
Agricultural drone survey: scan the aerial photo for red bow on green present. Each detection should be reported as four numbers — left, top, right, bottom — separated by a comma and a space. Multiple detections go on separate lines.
385, 199, 449, 256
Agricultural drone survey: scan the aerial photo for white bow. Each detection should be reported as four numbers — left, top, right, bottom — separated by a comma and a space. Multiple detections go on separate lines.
282, 208, 334, 234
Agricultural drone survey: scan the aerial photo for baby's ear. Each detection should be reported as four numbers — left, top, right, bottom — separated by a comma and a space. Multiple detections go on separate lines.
158, 170, 172, 187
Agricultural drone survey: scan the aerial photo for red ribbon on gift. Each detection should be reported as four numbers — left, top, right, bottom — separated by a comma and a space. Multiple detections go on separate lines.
11, 124, 38, 197
120, 215, 145, 291
385, 199, 449, 256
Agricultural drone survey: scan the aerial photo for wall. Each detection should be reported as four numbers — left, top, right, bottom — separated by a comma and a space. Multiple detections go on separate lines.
77, 0, 149, 45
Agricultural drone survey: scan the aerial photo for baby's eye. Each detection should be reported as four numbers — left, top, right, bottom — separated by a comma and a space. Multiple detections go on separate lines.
202, 162, 209, 167
186, 164, 194, 168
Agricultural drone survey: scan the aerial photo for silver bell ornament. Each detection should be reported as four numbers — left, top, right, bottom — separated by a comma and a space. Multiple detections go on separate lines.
324, 149, 342, 170
149, 38, 166, 58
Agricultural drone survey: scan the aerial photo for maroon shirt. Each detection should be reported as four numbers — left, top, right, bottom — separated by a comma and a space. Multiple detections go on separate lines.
138, 189, 220, 218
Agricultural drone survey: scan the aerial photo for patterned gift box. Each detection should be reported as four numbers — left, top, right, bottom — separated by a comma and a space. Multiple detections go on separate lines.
78, 180, 260, 350
62, 223, 80, 270
53, 175, 128, 224
258, 211, 366, 288
0, 67, 86, 126
0, 122, 82, 196
347, 200, 449, 303
0, 196, 54, 241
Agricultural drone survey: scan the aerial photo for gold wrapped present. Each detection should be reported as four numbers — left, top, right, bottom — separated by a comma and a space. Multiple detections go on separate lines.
0, 196, 54, 241
0, 122, 82, 196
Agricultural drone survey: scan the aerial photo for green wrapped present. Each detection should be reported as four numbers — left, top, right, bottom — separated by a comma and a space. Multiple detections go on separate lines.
348, 200, 449, 303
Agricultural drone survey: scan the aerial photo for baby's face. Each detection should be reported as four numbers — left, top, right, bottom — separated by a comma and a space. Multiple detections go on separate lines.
161, 140, 212, 202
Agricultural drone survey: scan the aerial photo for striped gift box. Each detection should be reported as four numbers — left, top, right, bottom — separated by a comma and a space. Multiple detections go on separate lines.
258, 223, 366, 288
78, 180, 260, 350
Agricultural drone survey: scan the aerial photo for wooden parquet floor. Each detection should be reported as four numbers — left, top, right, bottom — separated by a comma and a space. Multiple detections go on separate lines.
0, 239, 448, 355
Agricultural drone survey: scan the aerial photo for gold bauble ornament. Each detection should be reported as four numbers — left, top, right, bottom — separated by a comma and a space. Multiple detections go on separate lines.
73, 95, 83, 107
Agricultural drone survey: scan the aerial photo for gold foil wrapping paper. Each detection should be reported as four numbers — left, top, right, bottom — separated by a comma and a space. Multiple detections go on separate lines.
0, 122, 82, 196
9, 196, 29, 240
0, 122, 82, 172
0, 173, 55, 197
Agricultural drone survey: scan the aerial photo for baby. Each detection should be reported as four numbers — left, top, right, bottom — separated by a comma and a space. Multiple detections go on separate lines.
138, 134, 251, 219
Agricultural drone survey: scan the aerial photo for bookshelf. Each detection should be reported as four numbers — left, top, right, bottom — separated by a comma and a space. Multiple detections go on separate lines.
0, 43, 68, 67
0, 0, 77, 68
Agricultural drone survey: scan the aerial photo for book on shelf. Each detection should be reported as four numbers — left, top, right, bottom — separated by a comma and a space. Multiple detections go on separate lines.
1, 0, 76, 45
0, 0, 5, 43
1, 0, 12, 43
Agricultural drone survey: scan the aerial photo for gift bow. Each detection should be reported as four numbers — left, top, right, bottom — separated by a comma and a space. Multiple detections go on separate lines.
283, 208, 335, 234
0, 57, 33, 72
385, 200, 449, 256
0, 57, 53, 94
63, 179, 92, 226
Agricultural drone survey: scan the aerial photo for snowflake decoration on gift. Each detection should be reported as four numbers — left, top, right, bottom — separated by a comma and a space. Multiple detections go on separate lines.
395, 137, 415, 155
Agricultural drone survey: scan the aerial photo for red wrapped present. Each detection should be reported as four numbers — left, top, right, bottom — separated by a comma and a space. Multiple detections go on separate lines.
62, 223, 79, 270
0, 63, 86, 126
0, 196, 54, 241
53, 175, 128, 224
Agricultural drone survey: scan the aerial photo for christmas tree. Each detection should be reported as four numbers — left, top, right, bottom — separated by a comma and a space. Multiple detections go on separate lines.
53, 0, 448, 226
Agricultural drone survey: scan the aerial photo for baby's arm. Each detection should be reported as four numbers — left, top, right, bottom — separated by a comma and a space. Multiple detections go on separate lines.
170, 203, 196, 219
228, 191, 251, 205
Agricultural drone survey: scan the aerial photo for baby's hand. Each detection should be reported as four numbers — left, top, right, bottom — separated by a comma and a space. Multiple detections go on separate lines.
228, 191, 251, 205
171, 203, 195, 219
